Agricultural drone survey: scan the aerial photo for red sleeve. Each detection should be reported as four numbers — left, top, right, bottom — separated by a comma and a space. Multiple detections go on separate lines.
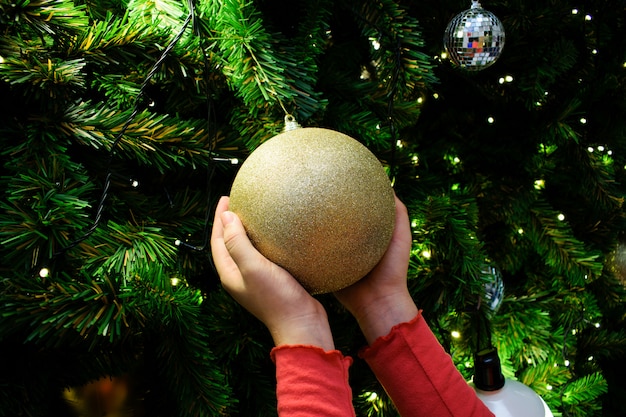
270, 345, 356, 417
359, 313, 494, 417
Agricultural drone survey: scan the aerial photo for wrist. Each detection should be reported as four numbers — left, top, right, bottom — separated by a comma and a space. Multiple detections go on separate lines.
356, 292, 418, 345
269, 305, 335, 351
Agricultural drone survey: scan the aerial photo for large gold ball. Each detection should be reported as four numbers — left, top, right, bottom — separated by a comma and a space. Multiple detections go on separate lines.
229, 127, 395, 294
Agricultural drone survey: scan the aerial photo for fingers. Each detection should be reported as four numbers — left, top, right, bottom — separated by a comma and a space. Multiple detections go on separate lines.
392, 195, 412, 250
220, 206, 269, 278
211, 195, 270, 288
371, 196, 411, 273
210, 196, 242, 286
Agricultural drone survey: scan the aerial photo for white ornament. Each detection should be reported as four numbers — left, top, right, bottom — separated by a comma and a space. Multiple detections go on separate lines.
472, 349, 553, 417
473, 379, 554, 417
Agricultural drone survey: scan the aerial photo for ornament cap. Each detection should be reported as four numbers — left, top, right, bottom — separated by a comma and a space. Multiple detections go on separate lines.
473, 348, 505, 391
471, 0, 482, 9
283, 114, 302, 132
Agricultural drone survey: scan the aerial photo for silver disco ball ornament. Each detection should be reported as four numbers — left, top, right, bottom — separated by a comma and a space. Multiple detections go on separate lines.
444, 0, 505, 71
481, 265, 504, 313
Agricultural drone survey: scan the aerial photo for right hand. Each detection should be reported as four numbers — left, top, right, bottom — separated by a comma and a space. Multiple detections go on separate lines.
334, 196, 418, 344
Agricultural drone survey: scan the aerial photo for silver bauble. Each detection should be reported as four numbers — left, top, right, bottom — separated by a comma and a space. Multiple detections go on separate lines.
444, 0, 505, 71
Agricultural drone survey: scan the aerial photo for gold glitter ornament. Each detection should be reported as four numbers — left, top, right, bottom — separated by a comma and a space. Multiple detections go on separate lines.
229, 127, 395, 294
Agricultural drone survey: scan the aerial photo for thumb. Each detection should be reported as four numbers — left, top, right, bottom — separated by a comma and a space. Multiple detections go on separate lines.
221, 211, 267, 276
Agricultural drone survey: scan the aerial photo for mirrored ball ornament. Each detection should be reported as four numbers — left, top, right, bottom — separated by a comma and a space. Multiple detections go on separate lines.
229, 127, 396, 294
481, 264, 504, 313
444, 0, 505, 71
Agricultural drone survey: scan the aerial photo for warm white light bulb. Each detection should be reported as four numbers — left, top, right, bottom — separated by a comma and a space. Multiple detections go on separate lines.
365, 391, 378, 402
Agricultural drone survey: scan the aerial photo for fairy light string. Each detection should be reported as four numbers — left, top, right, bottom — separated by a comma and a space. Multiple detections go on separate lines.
387, 37, 402, 185
177, 7, 293, 254
173, 0, 220, 253
35, 4, 204, 277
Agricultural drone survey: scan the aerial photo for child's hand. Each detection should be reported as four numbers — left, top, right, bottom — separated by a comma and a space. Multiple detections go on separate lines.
211, 196, 334, 350
334, 196, 418, 344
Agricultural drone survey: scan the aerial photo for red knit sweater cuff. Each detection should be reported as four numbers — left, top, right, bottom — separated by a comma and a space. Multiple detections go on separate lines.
270, 344, 355, 417
270, 344, 352, 365
358, 310, 423, 358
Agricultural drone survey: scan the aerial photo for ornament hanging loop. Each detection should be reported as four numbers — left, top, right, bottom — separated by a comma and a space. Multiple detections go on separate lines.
283, 114, 302, 132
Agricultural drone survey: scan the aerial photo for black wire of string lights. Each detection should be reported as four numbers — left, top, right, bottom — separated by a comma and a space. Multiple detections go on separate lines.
36, 1, 218, 277
387, 37, 402, 186
352, 13, 401, 186
174, 0, 220, 253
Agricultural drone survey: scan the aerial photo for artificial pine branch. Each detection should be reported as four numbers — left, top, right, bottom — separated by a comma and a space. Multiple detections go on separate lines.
1, 272, 130, 347
0, 0, 89, 35
127, 0, 188, 30
62, 10, 166, 65
135, 268, 235, 416
203, 289, 278, 416
357, 0, 437, 98
1, 0, 624, 415
0, 150, 94, 270
408, 192, 491, 316
493, 297, 556, 368
204, 1, 294, 112
526, 197, 603, 285
60, 103, 221, 171
77, 221, 178, 280
561, 372, 608, 415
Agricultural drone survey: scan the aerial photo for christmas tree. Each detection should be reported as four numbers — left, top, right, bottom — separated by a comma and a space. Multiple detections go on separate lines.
1, 0, 625, 416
